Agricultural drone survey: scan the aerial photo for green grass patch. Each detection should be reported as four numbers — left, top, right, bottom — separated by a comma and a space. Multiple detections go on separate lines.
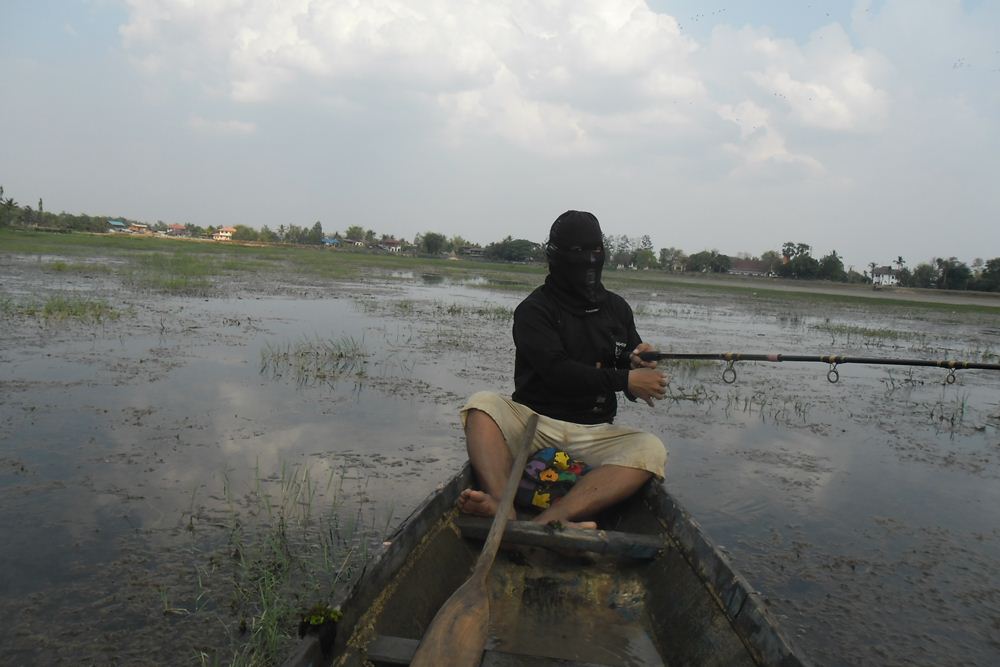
42, 259, 113, 274
123, 251, 218, 295
359, 298, 514, 321
1, 295, 121, 322
811, 323, 908, 340
136, 252, 216, 276
438, 302, 514, 321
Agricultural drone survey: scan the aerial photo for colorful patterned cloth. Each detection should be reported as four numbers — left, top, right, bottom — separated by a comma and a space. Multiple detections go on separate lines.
515, 447, 591, 511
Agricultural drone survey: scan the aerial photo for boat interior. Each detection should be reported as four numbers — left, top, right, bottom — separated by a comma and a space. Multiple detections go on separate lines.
330, 471, 763, 667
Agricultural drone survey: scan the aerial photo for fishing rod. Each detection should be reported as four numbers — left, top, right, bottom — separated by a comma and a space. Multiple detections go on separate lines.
638, 351, 1000, 384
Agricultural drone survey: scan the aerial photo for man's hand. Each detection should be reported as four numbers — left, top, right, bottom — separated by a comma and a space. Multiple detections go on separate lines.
628, 368, 668, 407
630, 342, 658, 369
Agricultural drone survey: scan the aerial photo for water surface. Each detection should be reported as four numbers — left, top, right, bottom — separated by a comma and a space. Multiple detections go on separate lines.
2, 273, 999, 665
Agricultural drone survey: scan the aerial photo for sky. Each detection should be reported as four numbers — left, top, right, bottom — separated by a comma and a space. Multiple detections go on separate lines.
2, 0, 998, 271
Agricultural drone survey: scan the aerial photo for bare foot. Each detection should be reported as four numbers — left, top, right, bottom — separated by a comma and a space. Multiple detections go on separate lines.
457, 490, 597, 529
457, 489, 499, 517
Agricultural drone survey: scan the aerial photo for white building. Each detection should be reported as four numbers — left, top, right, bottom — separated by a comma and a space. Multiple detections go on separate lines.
213, 226, 236, 241
872, 266, 898, 286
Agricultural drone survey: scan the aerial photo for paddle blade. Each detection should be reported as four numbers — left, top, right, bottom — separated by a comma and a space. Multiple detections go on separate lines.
409, 575, 490, 667
411, 414, 538, 667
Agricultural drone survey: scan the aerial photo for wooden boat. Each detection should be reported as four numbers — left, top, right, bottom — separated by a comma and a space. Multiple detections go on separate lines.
282, 465, 807, 667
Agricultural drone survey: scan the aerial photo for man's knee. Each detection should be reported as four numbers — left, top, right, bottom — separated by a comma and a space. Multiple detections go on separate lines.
461, 391, 505, 427
629, 433, 668, 478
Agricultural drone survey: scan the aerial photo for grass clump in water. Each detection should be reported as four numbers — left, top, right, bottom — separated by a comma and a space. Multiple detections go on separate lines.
810, 321, 931, 348
181, 463, 372, 667
0, 295, 121, 322
811, 322, 906, 340
124, 252, 216, 296
43, 259, 113, 274
440, 302, 513, 321
260, 336, 368, 384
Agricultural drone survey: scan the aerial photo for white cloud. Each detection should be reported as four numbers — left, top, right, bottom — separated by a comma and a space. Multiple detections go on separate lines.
188, 115, 256, 135
120, 1, 709, 154
706, 22, 890, 131
118, 0, 895, 172
715, 100, 821, 174
88, 0, 997, 266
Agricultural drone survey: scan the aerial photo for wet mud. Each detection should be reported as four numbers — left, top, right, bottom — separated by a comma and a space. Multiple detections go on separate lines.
2, 255, 1000, 665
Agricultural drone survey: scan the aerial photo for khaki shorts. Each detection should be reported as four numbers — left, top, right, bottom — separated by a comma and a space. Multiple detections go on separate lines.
460, 391, 667, 479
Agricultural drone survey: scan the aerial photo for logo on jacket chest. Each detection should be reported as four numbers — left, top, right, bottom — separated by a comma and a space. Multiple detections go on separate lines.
614, 340, 627, 360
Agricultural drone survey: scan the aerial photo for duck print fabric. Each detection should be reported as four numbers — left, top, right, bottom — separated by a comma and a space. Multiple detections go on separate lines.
515, 447, 591, 511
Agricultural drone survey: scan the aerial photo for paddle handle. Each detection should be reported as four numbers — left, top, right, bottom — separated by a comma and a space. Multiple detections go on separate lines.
471, 413, 539, 580
408, 414, 540, 667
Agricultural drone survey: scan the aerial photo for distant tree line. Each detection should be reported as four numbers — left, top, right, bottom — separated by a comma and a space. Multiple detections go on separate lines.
3, 185, 999, 292
0, 187, 108, 232
892, 256, 1000, 292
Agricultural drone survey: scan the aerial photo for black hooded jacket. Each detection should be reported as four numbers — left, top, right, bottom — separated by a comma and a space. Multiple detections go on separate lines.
511, 284, 642, 424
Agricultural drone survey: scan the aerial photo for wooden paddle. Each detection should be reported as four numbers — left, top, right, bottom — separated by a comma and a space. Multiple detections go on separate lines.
409, 413, 539, 667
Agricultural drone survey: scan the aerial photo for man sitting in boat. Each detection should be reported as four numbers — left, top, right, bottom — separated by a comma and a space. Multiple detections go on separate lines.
458, 210, 668, 528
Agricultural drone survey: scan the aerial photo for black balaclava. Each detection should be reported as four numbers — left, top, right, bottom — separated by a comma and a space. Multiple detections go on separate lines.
544, 210, 608, 314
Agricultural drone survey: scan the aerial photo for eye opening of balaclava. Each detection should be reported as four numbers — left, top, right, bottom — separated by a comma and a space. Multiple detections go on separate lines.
544, 210, 607, 313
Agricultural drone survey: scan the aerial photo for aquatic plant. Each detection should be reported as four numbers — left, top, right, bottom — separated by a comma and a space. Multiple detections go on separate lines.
0, 294, 121, 322
179, 462, 378, 666
441, 302, 514, 321
811, 321, 920, 347
120, 252, 216, 295
260, 336, 368, 385
713, 389, 813, 425
928, 390, 970, 434
664, 383, 718, 405
880, 367, 926, 395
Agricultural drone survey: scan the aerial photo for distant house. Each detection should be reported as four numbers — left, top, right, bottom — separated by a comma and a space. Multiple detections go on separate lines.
872, 266, 898, 286
128, 222, 150, 234
107, 219, 128, 232
166, 224, 189, 237
343, 238, 366, 247
729, 258, 772, 277
378, 238, 402, 253
322, 237, 341, 247
213, 226, 237, 241
460, 246, 485, 258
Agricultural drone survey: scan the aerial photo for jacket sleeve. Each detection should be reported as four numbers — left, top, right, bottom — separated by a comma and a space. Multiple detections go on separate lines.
615, 299, 643, 401
513, 299, 630, 396
615, 299, 643, 371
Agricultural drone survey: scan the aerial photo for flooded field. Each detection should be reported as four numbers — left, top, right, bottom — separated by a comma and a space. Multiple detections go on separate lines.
2, 241, 1000, 665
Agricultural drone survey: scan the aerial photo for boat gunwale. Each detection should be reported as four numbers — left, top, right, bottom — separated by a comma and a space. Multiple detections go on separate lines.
280, 467, 474, 667
641, 483, 807, 666
282, 466, 808, 667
